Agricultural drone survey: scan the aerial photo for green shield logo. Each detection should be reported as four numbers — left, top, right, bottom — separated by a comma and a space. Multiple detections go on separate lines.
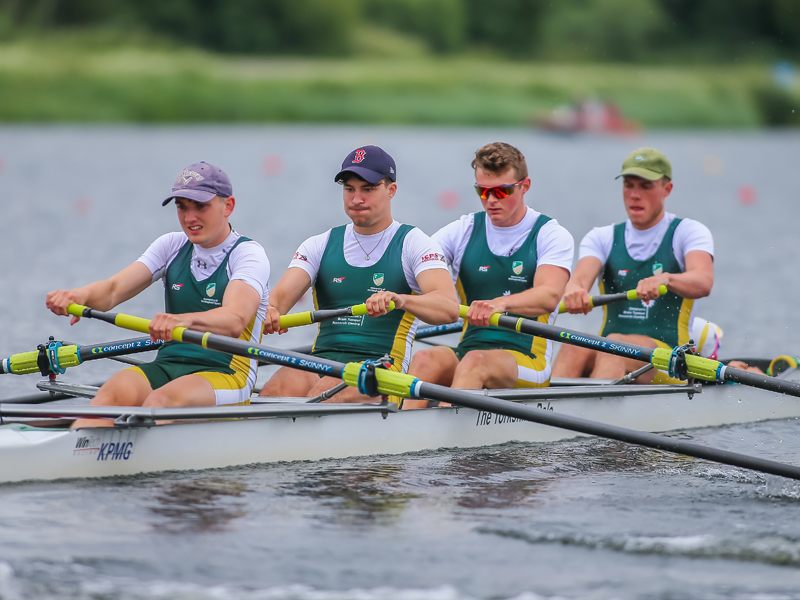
373, 273, 385, 286
512, 261, 523, 275
206, 282, 216, 297
652, 263, 663, 276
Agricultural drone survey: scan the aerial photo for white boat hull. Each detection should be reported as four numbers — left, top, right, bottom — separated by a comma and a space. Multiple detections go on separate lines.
1, 380, 798, 483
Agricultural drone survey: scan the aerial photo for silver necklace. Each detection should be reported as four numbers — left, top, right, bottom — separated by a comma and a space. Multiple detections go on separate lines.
353, 228, 386, 261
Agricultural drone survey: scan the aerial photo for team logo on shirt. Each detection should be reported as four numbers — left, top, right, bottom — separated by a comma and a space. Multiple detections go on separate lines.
478, 265, 490, 272
373, 273, 385, 286
171, 284, 183, 291
618, 270, 628, 276
512, 261, 524, 275
652, 263, 663, 276
293, 252, 309, 263
332, 277, 346, 284
206, 283, 216, 297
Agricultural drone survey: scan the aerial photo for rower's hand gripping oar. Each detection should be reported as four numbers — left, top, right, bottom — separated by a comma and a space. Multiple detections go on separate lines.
66, 303, 800, 482
278, 302, 395, 329
459, 305, 800, 397
0, 336, 163, 376
558, 285, 668, 314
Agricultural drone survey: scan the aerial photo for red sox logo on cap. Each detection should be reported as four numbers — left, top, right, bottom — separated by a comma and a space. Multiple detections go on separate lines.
352, 149, 366, 163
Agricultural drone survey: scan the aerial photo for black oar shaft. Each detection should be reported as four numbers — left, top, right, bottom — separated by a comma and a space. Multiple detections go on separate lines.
721, 366, 800, 395
416, 382, 800, 481
77, 337, 162, 362
493, 313, 800, 398
501, 314, 655, 362
415, 321, 463, 340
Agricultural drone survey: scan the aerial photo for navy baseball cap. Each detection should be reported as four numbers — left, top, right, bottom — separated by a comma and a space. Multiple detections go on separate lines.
334, 146, 396, 184
162, 162, 233, 206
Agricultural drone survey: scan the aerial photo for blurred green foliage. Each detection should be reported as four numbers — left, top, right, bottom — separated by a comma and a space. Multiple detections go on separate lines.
1, 0, 798, 60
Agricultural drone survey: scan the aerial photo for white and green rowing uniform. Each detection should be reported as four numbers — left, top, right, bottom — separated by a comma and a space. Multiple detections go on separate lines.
288, 220, 449, 372
579, 212, 714, 350
135, 229, 270, 404
434, 207, 574, 387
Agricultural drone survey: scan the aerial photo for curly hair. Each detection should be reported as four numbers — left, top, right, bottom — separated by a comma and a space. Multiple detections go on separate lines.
471, 142, 528, 180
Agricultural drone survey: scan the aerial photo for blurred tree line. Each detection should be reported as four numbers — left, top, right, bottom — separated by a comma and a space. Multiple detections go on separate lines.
1, 0, 798, 61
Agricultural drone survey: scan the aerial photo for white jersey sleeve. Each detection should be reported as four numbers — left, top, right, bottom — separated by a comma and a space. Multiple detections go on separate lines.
673, 219, 714, 271
287, 229, 332, 285
536, 219, 574, 273
137, 232, 188, 283
401, 228, 449, 293
432, 213, 475, 280
228, 241, 271, 303
578, 224, 615, 264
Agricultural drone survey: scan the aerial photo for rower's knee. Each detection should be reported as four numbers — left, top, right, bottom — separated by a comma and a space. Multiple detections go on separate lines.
92, 370, 150, 406
408, 347, 457, 386
552, 343, 595, 378
455, 350, 493, 385
260, 367, 315, 397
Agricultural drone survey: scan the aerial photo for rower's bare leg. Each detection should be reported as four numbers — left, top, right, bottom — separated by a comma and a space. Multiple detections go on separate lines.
259, 366, 318, 397
70, 369, 152, 429
452, 349, 517, 390
143, 374, 216, 408
551, 344, 595, 378
591, 334, 659, 383
404, 347, 459, 409
312, 376, 374, 403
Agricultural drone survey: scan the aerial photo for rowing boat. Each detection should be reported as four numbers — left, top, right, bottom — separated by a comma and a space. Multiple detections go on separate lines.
1, 365, 797, 484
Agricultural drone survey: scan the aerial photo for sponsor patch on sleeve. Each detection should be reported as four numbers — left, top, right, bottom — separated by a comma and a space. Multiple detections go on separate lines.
421, 253, 446, 264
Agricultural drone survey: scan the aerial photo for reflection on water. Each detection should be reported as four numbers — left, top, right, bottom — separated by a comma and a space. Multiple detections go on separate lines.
148, 476, 252, 533
280, 463, 417, 527
436, 445, 545, 511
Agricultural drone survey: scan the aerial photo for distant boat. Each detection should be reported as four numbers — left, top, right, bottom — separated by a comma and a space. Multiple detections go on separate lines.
534, 98, 641, 135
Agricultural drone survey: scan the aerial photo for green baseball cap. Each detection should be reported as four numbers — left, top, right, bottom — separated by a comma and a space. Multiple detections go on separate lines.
616, 147, 672, 181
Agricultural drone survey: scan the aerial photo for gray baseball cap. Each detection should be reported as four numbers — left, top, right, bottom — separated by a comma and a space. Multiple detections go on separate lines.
162, 162, 233, 206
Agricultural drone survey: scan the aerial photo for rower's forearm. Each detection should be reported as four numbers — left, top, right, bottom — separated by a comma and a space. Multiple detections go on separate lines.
401, 292, 460, 325
269, 285, 306, 316
74, 280, 118, 312
666, 272, 713, 300
567, 257, 603, 294
501, 287, 561, 318
180, 308, 251, 338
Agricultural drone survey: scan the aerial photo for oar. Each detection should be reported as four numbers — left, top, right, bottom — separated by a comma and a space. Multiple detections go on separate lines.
66, 303, 800, 482
415, 320, 463, 341
458, 306, 800, 397
279, 302, 395, 329
0, 337, 162, 376
558, 285, 668, 314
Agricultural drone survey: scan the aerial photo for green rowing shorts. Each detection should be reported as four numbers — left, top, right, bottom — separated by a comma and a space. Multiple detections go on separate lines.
127, 358, 237, 391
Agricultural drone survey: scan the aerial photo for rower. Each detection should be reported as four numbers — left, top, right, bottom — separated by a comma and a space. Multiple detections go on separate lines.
46, 162, 270, 427
403, 142, 574, 408
259, 145, 459, 403
552, 147, 714, 383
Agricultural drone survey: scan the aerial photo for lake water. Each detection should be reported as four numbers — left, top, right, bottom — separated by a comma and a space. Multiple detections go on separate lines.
0, 125, 798, 600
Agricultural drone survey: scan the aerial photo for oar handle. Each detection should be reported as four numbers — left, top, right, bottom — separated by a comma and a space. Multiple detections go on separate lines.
278, 301, 395, 329
558, 285, 668, 314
